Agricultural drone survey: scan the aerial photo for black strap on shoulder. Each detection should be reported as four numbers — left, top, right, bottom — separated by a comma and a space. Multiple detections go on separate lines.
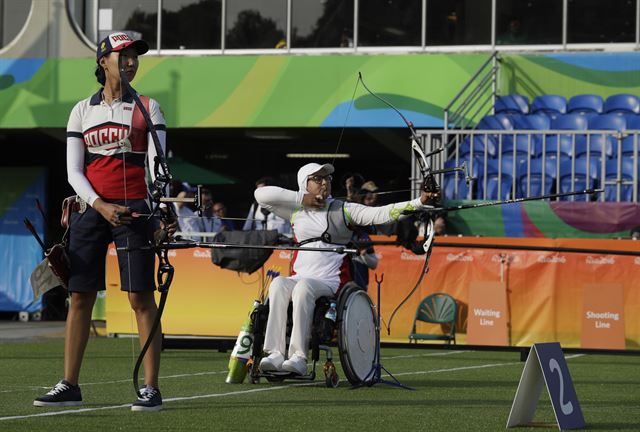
295, 200, 353, 247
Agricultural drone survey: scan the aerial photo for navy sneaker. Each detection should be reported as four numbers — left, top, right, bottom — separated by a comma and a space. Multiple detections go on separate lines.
33, 380, 83, 407
131, 385, 163, 412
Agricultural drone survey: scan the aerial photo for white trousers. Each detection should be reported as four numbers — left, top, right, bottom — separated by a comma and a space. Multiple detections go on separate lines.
263, 277, 334, 359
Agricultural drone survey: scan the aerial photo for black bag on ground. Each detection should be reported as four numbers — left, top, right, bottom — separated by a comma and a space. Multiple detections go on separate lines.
211, 230, 280, 274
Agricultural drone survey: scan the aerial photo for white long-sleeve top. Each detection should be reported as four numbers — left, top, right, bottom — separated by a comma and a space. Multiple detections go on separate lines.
67, 131, 166, 205
66, 89, 166, 206
254, 186, 429, 291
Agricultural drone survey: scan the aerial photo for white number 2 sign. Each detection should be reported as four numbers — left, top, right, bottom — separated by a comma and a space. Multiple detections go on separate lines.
549, 358, 574, 415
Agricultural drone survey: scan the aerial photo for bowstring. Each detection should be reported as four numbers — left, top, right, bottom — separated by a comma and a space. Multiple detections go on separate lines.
331, 75, 362, 167
333, 73, 405, 329
118, 54, 137, 386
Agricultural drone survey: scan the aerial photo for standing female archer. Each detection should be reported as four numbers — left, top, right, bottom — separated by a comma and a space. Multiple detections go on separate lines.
33, 32, 174, 412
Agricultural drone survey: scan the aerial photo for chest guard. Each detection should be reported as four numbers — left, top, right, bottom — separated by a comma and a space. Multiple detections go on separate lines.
297, 199, 353, 246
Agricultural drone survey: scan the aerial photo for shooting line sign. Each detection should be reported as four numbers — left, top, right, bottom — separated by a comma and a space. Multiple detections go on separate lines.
507, 342, 585, 430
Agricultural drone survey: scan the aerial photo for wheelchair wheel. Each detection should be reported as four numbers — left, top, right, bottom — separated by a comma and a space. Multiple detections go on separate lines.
336, 284, 376, 385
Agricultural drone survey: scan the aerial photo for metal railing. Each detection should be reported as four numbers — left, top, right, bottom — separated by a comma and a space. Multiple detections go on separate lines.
443, 52, 500, 132
414, 129, 639, 203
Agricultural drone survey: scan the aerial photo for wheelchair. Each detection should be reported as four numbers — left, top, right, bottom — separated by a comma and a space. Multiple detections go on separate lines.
246, 282, 377, 388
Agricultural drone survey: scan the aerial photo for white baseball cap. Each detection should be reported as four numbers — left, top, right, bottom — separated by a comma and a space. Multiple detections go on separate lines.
96, 32, 149, 62
297, 163, 334, 193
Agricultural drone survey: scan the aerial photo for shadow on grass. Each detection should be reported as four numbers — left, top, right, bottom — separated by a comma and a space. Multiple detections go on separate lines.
583, 423, 640, 430
576, 379, 640, 386
0, 355, 64, 360
579, 400, 640, 409
570, 357, 640, 367
421, 379, 517, 389
165, 397, 515, 412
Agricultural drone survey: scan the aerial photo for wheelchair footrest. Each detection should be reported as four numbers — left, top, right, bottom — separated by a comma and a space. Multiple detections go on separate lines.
261, 370, 317, 382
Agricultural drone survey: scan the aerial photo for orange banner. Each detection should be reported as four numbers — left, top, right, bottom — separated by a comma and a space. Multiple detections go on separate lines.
105, 236, 640, 349
466, 282, 509, 346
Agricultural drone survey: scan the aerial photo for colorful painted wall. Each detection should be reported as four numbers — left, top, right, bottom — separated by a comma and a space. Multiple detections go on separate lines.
0, 168, 46, 312
0, 54, 488, 128
3, 52, 640, 129
3, 52, 640, 239
446, 201, 640, 238
499, 53, 640, 100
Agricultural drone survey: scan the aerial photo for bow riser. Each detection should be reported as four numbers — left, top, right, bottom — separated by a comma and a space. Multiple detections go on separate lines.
119, 66, 175, 398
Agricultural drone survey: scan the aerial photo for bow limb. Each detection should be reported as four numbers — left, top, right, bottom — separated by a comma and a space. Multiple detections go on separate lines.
386, 218, 435, 334
119, 67, 175, 399
356, 72, 441, 331
357, 72, 441, 195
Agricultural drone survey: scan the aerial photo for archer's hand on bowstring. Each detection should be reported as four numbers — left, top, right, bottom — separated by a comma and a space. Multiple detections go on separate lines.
93, 198, 133, 226
302, 193, 326, 209
419, 190, 440, 206
160, 218, 178, 237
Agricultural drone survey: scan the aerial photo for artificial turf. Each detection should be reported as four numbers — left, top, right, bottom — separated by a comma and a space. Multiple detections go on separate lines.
0, 338, 638, 431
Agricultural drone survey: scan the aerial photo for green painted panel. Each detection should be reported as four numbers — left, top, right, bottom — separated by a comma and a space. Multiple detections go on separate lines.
5, 52, 640, 129
0, 54, 489, 128
499, 54, 640, 100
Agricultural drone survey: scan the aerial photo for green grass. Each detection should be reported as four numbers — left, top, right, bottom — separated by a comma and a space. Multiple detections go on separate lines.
0, 338, 638, 431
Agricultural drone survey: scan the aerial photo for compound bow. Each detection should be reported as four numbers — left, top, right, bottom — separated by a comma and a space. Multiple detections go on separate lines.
119, 66, 199, 398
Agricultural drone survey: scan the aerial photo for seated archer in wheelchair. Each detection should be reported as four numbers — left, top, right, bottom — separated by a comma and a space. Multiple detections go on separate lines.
250, 162, 435, 382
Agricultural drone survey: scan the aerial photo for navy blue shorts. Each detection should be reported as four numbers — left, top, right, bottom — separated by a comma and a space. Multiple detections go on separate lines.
67, 199, 155, 293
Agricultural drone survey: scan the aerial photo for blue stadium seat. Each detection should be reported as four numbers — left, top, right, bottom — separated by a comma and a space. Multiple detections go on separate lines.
589, 113, 626, 143
544, 136, 585, 159
622, 116, 640, 155
518, 157, 558, 197
559, 157, 599, 200
442, 158, 471, 200
541, 114, 588, 159
461, 114, 514, 158
621, 135, 639, 158
501, 138, 537, 161
626, 114, 640, 130
443, 156, 486, 200
604, 159, 637, 201
531, 95, 567, 120
567, 94, 603, 115
500, 155, 527, 197
477, 158, 514, 200
459, 135, 496, 159
502, 114, 549, 157
524, 114, 552, 130
603, 94, 640, 115
588, 114, 626, 131
499, 154, 525, 178
494, 95, 529, 115
579, 135, 614, 159
552, 113, 590, 130
477, 114, 514, 130
582, 114, 626, 159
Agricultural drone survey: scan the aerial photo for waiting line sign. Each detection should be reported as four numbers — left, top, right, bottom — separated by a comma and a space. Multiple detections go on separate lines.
507, 342, 585, 430
467, 281, 509, 346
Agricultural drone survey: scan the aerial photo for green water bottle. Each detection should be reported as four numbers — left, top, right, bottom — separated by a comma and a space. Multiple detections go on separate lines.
226, 301, 258, 384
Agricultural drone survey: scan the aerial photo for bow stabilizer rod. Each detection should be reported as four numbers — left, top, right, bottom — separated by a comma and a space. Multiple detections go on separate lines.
435, 188, 604, 213
118, 241, 359, 255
